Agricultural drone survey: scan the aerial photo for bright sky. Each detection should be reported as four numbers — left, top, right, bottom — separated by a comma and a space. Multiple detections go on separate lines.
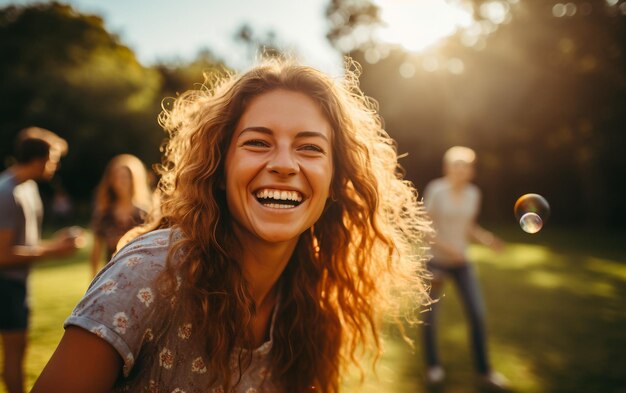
373, 0, 474, 52
1, 0, 344, 74
3, 0, 491, 77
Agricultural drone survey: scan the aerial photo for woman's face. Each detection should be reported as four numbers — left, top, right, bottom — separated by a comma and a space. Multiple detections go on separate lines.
445, 160, 475, 186
224, 89, 333, 246
111, 166, 133, 198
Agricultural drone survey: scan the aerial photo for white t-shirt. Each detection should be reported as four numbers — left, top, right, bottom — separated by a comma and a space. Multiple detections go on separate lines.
0, 171, 43, 281
423, 178, 481, 265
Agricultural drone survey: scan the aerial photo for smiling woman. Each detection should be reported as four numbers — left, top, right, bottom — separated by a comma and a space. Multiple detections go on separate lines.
225, 89, 333, 245
32, 58, 432, 393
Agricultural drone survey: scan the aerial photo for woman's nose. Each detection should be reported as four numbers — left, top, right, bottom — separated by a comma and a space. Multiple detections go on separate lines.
266, 147, 299, 176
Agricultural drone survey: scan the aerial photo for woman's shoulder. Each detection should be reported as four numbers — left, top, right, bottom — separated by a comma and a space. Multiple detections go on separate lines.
91, 228, 178, 282
68, 228, 183, 378
117, 228, 182, 253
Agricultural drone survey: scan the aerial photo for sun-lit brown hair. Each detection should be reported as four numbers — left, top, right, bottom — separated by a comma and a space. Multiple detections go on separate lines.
146, 58, 431, 392
93, 154, 152, 216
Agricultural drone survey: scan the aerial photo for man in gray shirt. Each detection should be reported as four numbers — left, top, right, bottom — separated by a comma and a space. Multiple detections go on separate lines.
0, 127, 82, 393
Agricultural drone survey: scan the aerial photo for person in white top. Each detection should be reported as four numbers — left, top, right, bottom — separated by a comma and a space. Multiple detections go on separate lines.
422, 146, 510, 389
0, 127, 83, 393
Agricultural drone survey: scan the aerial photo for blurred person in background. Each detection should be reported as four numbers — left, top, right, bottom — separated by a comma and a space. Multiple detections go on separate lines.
90, 154, 152, 277
0, 127, 83, 393
32, 59, 431, 393
422, 146, 509, 389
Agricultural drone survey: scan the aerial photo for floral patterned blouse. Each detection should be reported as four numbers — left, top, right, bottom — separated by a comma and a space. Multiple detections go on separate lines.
65, 228, 281, 392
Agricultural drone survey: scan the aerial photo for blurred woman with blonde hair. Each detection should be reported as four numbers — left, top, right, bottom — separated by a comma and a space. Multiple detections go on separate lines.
90, 154, 152, 277
34, 59, 431, 393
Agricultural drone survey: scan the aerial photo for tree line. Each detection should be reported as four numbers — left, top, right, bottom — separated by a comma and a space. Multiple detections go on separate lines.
326, 0, 626, 228
0, 2, 228, 218
2, 1, 625, 228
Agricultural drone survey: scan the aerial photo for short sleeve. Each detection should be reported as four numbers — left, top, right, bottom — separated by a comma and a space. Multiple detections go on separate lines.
64, 229, 172, 377
0, 186, 17, 230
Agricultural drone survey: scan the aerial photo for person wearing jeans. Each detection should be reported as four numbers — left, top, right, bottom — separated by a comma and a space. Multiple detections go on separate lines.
0, 127, 82, 393
423, 261, 490, 374
422, 146, 509, 389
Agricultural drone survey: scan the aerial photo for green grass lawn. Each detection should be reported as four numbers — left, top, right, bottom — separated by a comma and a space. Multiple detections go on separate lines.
1, 227, 625, 392
345, 227, 626, 393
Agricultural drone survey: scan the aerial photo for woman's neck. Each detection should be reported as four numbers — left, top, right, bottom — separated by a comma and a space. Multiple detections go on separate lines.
235, 231, 297, 309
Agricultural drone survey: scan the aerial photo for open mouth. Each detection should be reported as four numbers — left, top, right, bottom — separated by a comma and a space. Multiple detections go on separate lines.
254, 188, 303, 209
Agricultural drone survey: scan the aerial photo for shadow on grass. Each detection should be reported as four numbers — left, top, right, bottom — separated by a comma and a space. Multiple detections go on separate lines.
477, 242, 626, 393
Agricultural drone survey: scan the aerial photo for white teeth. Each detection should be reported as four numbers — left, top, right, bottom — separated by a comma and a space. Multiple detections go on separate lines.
266, 203, 295, 209
254, 188, 303, 203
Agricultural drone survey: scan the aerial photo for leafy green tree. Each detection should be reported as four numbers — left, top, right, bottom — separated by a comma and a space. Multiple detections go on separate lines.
0, 2, 162, 205
235, 23, 293, 63
325, 0, 626, 228
155, 49, 229, 100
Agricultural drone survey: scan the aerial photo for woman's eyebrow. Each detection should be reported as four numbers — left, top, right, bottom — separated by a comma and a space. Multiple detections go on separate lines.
239, 127, 329, 142
239, 126, 272, 137
296, 131, 329, 143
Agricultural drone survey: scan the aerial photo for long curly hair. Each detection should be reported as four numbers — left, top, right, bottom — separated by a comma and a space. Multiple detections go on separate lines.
146, 58, 431, 392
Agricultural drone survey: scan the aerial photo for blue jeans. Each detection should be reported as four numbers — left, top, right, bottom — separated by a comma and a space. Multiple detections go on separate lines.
422, 260, 491, 374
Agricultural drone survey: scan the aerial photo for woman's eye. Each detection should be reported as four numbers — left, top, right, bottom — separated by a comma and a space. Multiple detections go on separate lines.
300, 144, 325, 154
242, 139, 270, 148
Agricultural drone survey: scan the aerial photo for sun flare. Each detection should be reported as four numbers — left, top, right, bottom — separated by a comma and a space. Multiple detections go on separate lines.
373, 0, 474, 52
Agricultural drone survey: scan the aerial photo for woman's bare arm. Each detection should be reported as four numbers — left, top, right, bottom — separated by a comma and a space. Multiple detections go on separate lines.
31, 326, 122, 393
